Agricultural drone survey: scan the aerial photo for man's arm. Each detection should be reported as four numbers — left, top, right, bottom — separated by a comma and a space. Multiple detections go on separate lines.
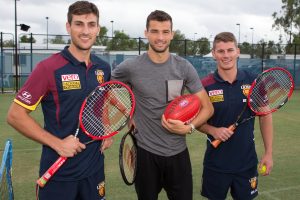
197, 123, 234, 142
258, 113, 273, 176
162, 89, 214, 134
6, 102, 85, 157
190, 89, 214, 128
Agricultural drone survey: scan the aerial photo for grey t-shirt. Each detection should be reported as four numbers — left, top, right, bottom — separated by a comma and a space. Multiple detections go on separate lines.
112, 53, 202, 156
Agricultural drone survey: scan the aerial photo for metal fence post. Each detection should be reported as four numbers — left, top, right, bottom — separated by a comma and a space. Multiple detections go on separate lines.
261, 43, 265, 72
184, 39, 187, 57
293, 43, 297, 81
1, 32, 3, 93
138, 37, 141, 55
30, 33, 33, 72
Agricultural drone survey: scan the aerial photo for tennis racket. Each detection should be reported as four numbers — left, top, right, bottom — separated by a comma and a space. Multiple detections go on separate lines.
0, 140, 14, 200
211, 67, 294, 148
37, 80, 135, 187
119, 126, 137, 185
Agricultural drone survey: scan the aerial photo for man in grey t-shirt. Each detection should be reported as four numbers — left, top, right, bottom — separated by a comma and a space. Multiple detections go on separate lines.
112, 10, 213, 200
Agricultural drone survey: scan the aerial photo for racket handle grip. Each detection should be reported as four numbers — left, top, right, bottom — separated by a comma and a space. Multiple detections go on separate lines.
36, 156, 67, 188
228, 124, 236, 131
211, 124, 236, 148
211, 140, 222, 148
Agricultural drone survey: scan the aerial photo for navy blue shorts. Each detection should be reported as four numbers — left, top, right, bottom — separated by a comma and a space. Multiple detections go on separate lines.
37, 168, 105, 200
201, 166, 258, 200
135, 147, 193, 200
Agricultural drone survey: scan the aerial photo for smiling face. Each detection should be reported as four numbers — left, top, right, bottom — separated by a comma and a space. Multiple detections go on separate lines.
212, 41, 240, 71
66, 13, 100, 51
145, 20, 174, 54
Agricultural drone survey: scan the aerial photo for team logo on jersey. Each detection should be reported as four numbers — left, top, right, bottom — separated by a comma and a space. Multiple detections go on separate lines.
61, 74, 81, 90
95, 70, 104, 84
208, 89, 224, 103
241, 84, 251, 97
97, 181, 105, 197
249, 176, 257, 189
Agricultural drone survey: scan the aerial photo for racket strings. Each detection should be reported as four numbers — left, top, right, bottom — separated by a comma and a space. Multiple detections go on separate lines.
0, 168, 11, 199
81, 84, 133, 137
122, 135, 136, 182
250, 70, 292, 113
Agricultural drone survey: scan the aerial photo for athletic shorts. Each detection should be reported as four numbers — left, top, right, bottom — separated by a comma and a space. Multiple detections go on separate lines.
201, 166, 258, 200
37, 168, 105, 200
135, 146, 193, 200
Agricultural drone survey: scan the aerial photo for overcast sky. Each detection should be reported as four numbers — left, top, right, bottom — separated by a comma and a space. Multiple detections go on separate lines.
0, 0, 286, 44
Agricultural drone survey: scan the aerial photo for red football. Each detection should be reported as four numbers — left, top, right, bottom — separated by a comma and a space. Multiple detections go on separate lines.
164, 94, 201, 123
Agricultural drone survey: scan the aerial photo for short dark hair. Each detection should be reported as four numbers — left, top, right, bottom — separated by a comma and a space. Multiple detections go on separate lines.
146, 10, 173, 30
67, 1, 99, 24
213, 32, 238, 49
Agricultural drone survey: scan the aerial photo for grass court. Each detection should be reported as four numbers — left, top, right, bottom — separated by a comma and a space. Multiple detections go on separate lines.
1, 91, 300, 199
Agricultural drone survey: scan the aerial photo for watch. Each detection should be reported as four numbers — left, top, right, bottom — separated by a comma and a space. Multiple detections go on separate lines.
188, 123, 196, 134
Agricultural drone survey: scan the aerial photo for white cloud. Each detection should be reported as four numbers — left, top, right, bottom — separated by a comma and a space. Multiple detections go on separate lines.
0, 0, 284, 43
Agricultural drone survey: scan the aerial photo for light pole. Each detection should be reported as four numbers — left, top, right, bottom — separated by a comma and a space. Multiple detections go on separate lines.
15, 0, 18, 92
264, 34, 268, 43
236, 23, 240, 45
46, 16, 49, 49
15, 0, 30, 92
250, 27, 254, 58
193, 32, 197, 41
110, 20, 114, 38
250, 27, 254, 46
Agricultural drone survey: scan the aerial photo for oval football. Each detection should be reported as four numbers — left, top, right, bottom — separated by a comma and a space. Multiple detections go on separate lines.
164, 94, 201, 123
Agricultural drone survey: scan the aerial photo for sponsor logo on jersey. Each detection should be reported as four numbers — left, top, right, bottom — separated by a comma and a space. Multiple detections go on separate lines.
22, 91, 32, 100
61, 74, 81, 90
95, 70, 104, 84
209, 89, 223, 96
208, 89, 224, 103
17, 91, 32, 104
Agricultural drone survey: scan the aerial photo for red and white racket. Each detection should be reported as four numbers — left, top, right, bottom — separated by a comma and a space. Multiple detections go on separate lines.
211, 67, 294, 148
37, 80, 135, 187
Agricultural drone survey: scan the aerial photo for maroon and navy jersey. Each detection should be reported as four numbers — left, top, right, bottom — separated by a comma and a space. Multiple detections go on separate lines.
201, 69, 258, 173
14, 46, 111, 180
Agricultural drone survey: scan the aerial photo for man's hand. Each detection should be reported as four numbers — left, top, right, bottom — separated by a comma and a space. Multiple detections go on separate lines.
55, 135, 86, 157
100, 137, 114, 153
161, 115, 190, 135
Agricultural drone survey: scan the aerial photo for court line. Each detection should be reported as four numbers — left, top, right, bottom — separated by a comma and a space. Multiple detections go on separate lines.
11, 148, 41, 152
260, 184, 300, 199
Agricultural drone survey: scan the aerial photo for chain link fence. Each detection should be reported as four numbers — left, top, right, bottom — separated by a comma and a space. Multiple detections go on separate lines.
1, 32, 299, 93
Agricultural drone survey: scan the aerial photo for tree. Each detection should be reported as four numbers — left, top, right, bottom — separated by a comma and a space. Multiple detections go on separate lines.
106, 31, 138, 51
50, 35, 66, 44
195, 38, 211, 56
264, 40, 281, 58
137, 38, 148, 52
96, 26, 109, 46
239, 42, 252, 54
252, 40, 283, 59
272, 0, 300, 44
170, 30, 186, 56
3, 39, 14, 47
20, 35, 36, 43
169, 30, 210, 56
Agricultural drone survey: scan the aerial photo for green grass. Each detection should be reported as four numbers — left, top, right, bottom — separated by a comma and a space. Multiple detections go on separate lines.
1, 91, 300, 200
